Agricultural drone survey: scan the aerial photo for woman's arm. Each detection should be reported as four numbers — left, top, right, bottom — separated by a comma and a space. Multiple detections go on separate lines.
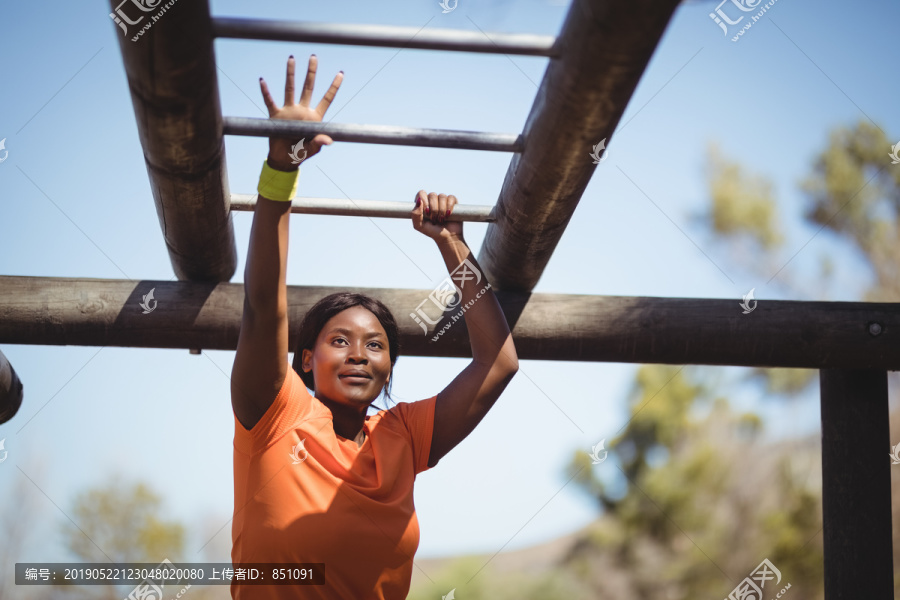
411, 192, 519, 468
232, 55, 342, 430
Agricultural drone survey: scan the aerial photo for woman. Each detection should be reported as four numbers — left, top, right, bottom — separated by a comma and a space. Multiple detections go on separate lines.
230, 54, 519, 600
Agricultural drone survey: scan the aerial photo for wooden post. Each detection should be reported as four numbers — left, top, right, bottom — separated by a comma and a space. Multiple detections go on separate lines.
0, 349, 24, 425
820, 369, 893, 598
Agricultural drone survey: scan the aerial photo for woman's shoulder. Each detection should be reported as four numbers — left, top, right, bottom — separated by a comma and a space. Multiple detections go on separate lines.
373, 396, 438, 474
234, 366, 321, 452
370, 396, 437, 433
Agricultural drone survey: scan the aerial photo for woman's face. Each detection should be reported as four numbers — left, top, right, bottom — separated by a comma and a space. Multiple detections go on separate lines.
301, 306, 392, 408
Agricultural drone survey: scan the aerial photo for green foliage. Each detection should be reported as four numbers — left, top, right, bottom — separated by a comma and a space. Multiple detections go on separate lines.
56, 476, 188, 600
801, 119, 897, 243
61, 475, 185, 564
705, 141, 784, 250
760, 458, 823, 581
701, 118, 898, 400
800, 118, 900, 302
563, 364, 822, 598
406, 555, 589, 600
745, 367, 816, 397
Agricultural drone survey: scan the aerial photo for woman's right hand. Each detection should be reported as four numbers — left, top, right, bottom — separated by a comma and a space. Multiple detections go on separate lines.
260, 54, 343, 171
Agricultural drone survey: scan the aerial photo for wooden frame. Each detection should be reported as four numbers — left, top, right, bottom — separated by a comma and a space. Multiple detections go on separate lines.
0, 0, 888, 595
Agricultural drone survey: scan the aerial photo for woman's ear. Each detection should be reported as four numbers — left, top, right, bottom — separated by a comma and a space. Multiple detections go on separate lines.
302, 349, 312, 372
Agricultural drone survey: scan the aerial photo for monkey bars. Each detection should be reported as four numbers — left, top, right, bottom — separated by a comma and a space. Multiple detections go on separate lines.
228, 195, 496, 222
211, 17, 558, 56
0, 0, 892, 596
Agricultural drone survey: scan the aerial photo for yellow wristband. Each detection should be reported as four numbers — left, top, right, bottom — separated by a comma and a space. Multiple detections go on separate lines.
257, 159, 299, 202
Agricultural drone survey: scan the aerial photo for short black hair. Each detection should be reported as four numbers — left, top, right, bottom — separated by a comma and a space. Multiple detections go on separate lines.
291, 292, 400, 410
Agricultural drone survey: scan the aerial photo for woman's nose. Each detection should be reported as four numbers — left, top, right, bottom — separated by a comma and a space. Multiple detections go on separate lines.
347, 342, 367, 362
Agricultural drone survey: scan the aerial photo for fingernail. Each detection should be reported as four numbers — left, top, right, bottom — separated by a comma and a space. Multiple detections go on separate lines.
311, 54, 316, 57
339, 70, 344, 74
289, 55, 294, 59
425, 206, 430, 214
415, 198, 420, 207
259, 77, 263, 81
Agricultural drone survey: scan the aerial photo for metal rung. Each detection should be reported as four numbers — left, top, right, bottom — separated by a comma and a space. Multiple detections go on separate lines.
223, 117, 522, 152
229, 194, 496, 222
212, 17, 558, 57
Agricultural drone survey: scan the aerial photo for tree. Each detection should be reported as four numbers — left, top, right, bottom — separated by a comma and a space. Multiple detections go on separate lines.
702, 119, 900, 398
559, 118, 898, 599
58, 474, 185, 600
564, 364, 822, 599
800, 119, 900, 303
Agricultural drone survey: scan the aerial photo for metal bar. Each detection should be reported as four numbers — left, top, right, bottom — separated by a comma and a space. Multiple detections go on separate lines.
0, 348, 24, 425
477, 0, 682, 291
229, 194, 496, 222
223, 117, 523, 152
211, 17, 558, 57
110, 0, 237, 282
820, 369, 893, 598
1, 276, 898, 368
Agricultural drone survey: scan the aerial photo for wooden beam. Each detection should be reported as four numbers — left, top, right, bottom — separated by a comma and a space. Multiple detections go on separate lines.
820, 369, 893, 598
477, 0, 681, 291
0, 348, 24, 425
110, 0, 236, 282
0, 276, 897, 369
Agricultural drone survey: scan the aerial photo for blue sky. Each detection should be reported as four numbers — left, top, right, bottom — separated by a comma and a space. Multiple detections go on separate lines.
0, 0, 897, 576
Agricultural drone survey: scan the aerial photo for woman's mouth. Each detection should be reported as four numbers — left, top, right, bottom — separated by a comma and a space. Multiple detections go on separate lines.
339, 374, 372, 384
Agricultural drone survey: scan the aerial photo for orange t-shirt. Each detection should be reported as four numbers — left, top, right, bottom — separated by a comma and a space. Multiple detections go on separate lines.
231, 363, 438, 600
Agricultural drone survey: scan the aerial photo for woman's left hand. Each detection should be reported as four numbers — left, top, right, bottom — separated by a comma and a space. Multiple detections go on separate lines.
411, 191, 462, 241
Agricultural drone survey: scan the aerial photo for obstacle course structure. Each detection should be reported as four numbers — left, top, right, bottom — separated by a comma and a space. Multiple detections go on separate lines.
0, 1, 895, 597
